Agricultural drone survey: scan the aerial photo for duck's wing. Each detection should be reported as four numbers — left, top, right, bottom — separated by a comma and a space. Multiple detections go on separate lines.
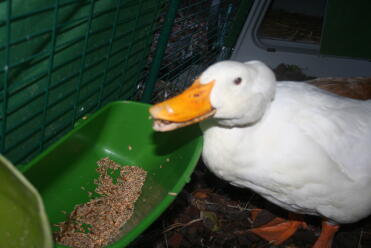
289, 84, 371, 180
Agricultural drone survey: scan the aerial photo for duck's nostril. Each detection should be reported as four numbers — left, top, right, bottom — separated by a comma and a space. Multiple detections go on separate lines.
165, 104, 174, 114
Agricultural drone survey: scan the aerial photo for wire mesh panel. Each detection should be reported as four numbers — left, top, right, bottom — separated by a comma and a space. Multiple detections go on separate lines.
0, 0, 165, 164
0, 0, 244, 165
146, 0, 241, 103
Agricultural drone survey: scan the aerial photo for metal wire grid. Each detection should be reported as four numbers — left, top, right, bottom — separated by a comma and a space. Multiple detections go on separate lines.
0, 0, 165, 164
149, 0, 240, 102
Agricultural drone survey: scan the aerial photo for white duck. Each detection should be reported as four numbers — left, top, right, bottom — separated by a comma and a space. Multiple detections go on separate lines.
149, 60, 371, 248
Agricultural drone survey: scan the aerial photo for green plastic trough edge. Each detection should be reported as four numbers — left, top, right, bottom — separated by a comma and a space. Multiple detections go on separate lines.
0, 155, 53, 248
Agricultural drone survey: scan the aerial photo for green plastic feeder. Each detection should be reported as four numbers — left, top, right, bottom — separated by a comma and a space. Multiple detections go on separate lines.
19, 101, 203, 247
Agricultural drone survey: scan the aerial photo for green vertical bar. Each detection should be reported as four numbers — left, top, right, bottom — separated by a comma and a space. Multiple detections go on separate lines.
40, 0, 60, 150
1, 0, 12, 152
141, 0, 180, 103
98, 0, 121, 108
128, 0, 164, 100
72, 0, 95, 122
118, 0, 145, 97
224, 0, 254, 48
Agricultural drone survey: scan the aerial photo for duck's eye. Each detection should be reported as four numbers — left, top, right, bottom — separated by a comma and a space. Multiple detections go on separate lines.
234, 77, 242, 85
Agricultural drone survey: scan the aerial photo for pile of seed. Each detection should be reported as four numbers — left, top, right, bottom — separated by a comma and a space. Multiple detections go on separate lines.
54, 157, 147, 248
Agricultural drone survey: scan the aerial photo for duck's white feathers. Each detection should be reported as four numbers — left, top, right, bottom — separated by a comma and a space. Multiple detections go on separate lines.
277, 82, 371, 181
201, 81, 371, 224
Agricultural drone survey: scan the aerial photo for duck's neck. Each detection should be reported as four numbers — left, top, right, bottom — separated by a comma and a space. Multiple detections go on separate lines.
202, 97, 273, 130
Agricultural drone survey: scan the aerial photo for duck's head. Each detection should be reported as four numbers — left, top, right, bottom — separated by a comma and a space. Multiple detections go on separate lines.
149, 60, 276, 131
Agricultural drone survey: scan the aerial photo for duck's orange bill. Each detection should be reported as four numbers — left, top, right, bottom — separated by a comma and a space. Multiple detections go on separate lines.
149, 79, 215, 123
